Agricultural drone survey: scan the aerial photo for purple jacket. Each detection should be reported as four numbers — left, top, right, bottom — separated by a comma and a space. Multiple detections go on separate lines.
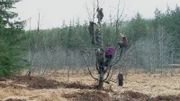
106, 46, 115, 56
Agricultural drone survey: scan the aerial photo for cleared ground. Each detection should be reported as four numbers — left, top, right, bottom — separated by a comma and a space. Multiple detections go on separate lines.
0, 69, 180, 101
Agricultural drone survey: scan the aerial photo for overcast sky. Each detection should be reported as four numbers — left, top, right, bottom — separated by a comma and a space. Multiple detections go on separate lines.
14, 0, 180, 29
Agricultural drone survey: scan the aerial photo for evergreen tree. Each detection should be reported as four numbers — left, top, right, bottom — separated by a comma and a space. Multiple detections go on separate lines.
125, 13, 148, 44
0, 0, 27, 76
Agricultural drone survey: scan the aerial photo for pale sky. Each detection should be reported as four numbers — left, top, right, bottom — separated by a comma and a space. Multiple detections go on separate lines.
14, 0, 180, 30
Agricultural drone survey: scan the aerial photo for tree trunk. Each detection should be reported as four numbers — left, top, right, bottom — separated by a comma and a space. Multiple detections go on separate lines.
98, 66, 104, 89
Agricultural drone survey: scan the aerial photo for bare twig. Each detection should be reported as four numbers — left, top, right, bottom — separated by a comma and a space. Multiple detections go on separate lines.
80, 50, 99, 81
85, 2, 92, 21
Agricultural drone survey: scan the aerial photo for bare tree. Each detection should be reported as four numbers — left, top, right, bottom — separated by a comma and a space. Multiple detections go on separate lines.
82, 0, 127, 89
27, 12, 41, 76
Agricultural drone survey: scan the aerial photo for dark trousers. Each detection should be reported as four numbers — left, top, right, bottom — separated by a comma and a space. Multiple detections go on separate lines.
91, 32, 101, 45
118, 42, 127, 48
104, 55, 112, 67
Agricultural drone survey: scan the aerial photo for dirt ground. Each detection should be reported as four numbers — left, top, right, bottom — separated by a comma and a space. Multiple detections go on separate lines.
0, 69, 180, 101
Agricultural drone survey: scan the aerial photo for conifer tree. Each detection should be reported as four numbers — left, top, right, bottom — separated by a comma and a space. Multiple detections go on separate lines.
0, 0, 27, 76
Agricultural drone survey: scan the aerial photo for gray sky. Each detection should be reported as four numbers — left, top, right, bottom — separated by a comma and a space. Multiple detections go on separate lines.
14, 0, 180, 29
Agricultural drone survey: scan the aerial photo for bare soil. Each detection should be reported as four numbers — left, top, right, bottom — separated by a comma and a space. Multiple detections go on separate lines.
4, 98, 26, 101
0, 69, 180, 101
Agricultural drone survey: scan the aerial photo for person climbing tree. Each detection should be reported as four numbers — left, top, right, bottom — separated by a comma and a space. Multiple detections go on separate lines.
96, 48, 104, 73
104, 44, 115, 72
88, 21, 95, 44
118, 32, 128, 48
88, 21, 96, 44
88, 21, 102, 45
95, 28, 102, 45
97, 7, 104, 23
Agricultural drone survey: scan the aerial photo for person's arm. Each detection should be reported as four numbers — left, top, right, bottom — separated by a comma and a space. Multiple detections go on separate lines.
96, 7, 99, 12
119, 33, 124, 37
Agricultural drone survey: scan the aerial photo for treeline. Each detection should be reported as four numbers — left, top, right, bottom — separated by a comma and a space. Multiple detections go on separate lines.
28, 6, 180, 52
1, 0, 180, 76
25, 6, 180, 72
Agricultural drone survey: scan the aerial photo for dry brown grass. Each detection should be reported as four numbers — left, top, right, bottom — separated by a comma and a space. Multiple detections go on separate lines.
0, 68, 180, 101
